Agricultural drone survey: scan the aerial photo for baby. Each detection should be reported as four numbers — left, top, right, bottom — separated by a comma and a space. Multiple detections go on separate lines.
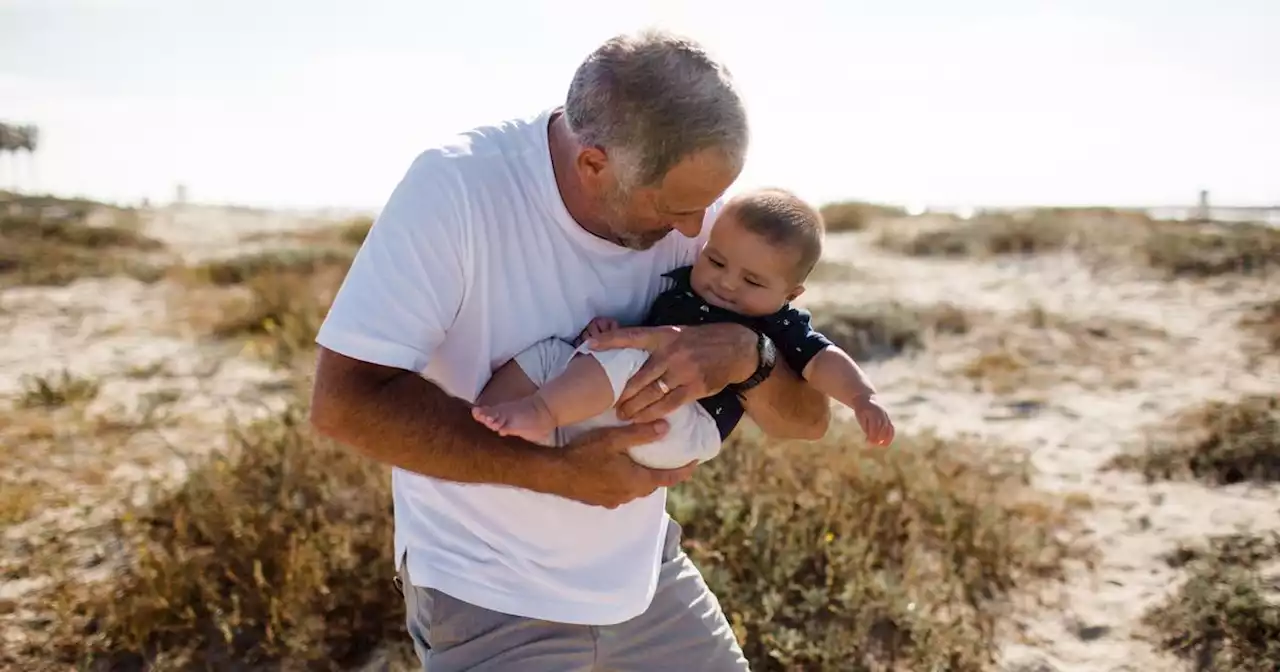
472, 187, 894, 467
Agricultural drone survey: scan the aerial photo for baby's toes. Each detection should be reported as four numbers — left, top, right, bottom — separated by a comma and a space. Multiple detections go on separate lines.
473, 407, 501, 429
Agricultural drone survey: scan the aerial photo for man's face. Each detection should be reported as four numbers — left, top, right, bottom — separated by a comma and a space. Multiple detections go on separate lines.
598, 149, 740, 251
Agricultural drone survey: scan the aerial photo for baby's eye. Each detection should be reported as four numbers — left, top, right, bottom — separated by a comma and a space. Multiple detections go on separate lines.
745, 279, 763, 287
709, 258, 725, 268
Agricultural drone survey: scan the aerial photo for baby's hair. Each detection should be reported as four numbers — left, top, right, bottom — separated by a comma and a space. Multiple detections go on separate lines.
724, 187, 824, 282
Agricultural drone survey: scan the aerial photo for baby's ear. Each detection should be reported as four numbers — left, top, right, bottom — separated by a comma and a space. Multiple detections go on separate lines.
787, 284, 806, 302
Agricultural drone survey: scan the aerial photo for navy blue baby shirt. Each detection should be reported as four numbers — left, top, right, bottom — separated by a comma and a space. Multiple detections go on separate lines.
641, 266, 834, 440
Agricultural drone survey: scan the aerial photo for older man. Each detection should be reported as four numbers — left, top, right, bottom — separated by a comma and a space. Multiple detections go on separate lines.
309, 29, 830, 671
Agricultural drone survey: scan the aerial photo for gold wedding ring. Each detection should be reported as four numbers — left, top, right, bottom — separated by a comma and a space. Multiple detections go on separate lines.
657, 379, 671, 395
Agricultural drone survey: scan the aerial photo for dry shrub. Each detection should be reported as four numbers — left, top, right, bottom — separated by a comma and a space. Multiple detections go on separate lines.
959, 346, 1036, 394
18, 369, 102, 408
211, 267, 343, 366
0, 206, 165, 287
338, 216, 374, 246
1139, 221, 1280, 278
1240, 299, 1280, 353
186, 248, 354, 287
1028, 206, 1153, 220
957, 307, 1159, 394
237, 217, 375, 251
1109, 395, 1280, 485
46, 402, 399, 670
810, 301, 970, 361
0, 480, 43, 526
183, 249, 352, 366
0, 400, 183, 637
0, 213, 153, 249
671, 425, 1082, 671
876, 208, 1280, 279
806, 259, 864, 284
876, 211, 1092, 258
1143, 532, 1280, 671
1, 190, 134, 217
820, 201, 908, 232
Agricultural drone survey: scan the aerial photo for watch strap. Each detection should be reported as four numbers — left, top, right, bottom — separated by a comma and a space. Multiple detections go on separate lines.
729, 331, 776, 396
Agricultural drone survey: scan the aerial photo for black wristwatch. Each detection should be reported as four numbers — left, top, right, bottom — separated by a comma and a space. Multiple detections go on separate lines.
728, 331, 777, 396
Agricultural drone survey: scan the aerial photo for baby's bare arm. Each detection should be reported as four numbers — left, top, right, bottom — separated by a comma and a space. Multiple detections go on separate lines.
804, 347, 895, 446
801, 346, 879, 410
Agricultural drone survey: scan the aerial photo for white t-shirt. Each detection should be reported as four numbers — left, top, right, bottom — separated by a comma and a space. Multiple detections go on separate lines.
315, 107, 721, 626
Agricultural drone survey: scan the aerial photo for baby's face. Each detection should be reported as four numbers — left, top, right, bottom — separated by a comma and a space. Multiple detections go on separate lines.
689, 213, 805, 318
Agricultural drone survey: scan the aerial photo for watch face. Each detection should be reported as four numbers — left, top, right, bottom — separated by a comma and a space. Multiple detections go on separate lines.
761, 334, 777, 367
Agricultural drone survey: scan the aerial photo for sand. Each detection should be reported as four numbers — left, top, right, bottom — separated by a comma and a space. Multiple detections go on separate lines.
2, 204, 1278, 671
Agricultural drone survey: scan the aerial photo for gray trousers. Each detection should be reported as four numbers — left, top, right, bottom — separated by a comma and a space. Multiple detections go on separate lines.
398, 518, 750, 671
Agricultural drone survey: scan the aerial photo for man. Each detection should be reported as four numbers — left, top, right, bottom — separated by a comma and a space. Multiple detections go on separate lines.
309, 29, 831, 671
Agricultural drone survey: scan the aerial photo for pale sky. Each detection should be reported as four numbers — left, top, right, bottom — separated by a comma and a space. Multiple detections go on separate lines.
2, 0, 1277, 211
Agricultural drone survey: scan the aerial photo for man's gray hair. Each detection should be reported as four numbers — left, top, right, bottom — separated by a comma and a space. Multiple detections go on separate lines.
564, 29, 749, 190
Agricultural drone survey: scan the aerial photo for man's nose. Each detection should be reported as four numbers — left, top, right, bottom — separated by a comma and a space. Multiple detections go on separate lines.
672, 211, 705, 238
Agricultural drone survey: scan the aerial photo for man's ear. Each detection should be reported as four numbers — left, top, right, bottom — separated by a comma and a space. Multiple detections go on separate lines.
577, 146, 610, 182
787, 284, 806, 302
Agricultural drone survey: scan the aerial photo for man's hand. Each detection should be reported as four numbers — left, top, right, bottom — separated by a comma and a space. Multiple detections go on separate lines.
585, 323, 756, 424
853, 396, 895, 447
551, 420, 698, 508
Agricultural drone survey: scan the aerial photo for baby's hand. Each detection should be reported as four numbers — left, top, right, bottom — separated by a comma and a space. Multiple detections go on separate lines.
577, 317, 621, 345
853, 396, 895, 447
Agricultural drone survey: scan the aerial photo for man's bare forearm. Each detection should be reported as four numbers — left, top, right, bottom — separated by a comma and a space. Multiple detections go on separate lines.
309, 347, 563, 492
740, 356, 831, 440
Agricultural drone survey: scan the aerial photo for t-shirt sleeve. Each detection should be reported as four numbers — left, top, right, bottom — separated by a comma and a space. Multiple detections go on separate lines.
314, 151, 470, 374
764, 306, 834, 376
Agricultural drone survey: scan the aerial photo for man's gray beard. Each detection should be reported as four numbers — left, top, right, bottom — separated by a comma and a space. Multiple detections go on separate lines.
613, 226, 670, 251
601, 185, 670, 251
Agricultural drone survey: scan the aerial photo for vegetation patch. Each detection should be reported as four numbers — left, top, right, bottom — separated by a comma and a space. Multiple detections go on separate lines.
810, 300, 971, 361
0, 480, 44, 526
956, 307, 1160, 394
671, 425, 1084, 671
0, 197, 166, 287
820, 200, 909, 232
1143, 532, 1280, 672
172, 248, 354, 367
1108, 395, 1280, 485
18, 369, 102, 409
38, 403, 399, 670
876, 208, 1280, 279
20, 406, 1083, 672
1240, 298, 1280, 354
184, 248, 354, 287
336, 216, 374, 246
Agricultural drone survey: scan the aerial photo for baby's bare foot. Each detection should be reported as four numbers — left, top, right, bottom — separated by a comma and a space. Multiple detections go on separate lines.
471, 406, 506, 433
472, 396, 557, 443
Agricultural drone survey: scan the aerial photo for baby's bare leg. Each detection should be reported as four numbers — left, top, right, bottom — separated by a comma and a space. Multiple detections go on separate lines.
535, 354, 617, 426
475, 357, 540, 407
472, 353, 615, 442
